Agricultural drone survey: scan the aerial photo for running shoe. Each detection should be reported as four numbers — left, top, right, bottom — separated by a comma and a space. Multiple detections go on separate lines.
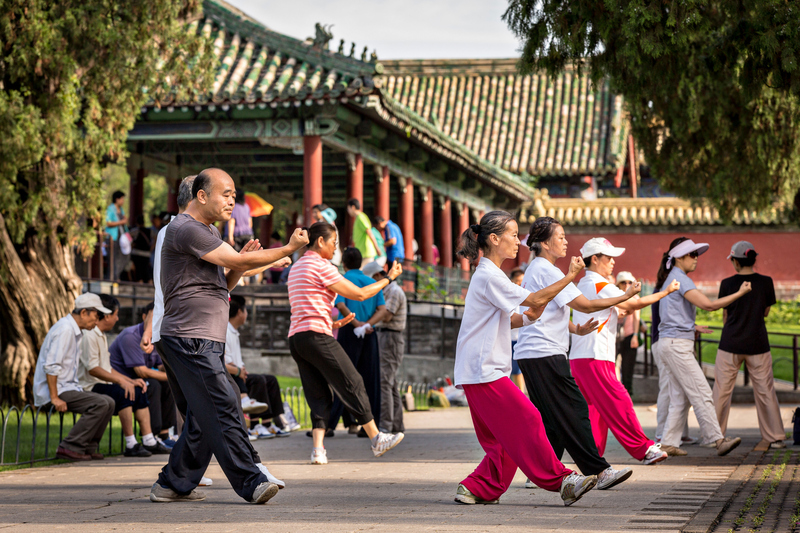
247, 430, 258, 441
716, 437, 742, 456
257, 462, 285, 489
770, 440, 787, 449
311, 447, 328, 465
454, 483, 499, 505
268, 423, 291, 438
199, 476, 213, 487
158, 436, 178, 449
681, 436, 699, 445
560, 473, 597, 506
371, 432, 404, 457
642, 443, 668, 465
524, 479, 538, 489
305, 428, 335, 438
149, 482, 206, 503
252, 423, 276, 439
660, 444, 688, 456
242, 398, 269, 414
279, 413, 302, 432
596, 467, 633, 490
348, 425, 360, 435
249, 482, 279, 504
123, 443, 152, 457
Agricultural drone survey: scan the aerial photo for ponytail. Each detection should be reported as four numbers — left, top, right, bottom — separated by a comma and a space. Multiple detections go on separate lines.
526, 216, 561, 256
455, 210, 515, 263
656, 236, 689, 289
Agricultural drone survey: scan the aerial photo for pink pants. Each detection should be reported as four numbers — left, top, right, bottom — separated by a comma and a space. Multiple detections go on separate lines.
462, 378, 572, 500
570, 359, 653, 461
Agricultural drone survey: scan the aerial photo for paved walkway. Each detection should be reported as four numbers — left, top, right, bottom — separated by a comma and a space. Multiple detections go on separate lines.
0, 405, 790, 532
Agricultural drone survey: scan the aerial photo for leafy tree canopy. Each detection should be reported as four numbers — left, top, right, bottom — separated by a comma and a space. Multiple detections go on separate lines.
504, 0, 800, 218
0, 0, 214, 249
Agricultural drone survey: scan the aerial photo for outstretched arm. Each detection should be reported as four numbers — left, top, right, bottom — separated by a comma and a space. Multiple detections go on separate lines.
617, 279, 680, 312
569, 282, 641, 313
684, 281, 751, 311
202, 228, 308, 273
522, 256, 585, 311
329, 262, 402, 301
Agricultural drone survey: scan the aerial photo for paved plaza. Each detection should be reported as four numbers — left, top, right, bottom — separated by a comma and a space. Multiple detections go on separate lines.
0, 405, 787, 532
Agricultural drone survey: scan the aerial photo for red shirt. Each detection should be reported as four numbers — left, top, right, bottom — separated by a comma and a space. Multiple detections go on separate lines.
287, 251, 344, 337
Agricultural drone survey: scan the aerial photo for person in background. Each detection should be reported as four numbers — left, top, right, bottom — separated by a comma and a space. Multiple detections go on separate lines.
109, 302, 173, 452
106, 190, 129, 281
363, 261, 407, 435
267, 232, 286, 284
376, 216, 405, 266
347, 198, 379, 267
150, 213, 166, 272
225, 295, 292, 438
130, 215, 153, 283
509, 269, 526, 391
432, 244, 440, 266
329, 247, 387, 436
32, 293, 115, 461
225, 188, 253, 252
312, 203, 342, 266
713, 241, 785, 449
371, 221, 387, 267
79, 294, 157, 457
656, 237, 749, 457
615, 271, 645, 395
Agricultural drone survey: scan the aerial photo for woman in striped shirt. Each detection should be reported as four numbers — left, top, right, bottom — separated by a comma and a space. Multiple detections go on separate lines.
288, 221, 404, 465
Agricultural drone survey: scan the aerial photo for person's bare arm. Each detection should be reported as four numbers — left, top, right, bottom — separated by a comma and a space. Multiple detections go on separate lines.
88, 367, 138, 399
723, 309, 728, 324
684, 282, 751, 311
368, 228, 380, 254
521, 257, 585, 315
617, 279, 680, 312
569, 282, 641, 314
46, 375, 67, 412
384, 236, 397, 247
329, 262, 402, 301
226, 219, 235, 246
133, 366, 168, 381
569, 318, 600, 335
365, 305, 387, 328
764, 306, 771, 318
140, 311, 153, 353
202, 228, 308, 273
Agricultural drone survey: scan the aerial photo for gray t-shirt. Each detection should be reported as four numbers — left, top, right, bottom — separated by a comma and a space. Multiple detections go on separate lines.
658, 267, 697, 340
160, 214, 229, 343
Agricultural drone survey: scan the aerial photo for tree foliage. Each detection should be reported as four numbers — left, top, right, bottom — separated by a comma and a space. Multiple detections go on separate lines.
504, 0, 800, 218
0, 0, 214, 249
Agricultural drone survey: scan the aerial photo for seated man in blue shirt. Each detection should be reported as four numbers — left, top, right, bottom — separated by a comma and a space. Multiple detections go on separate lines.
109, 301, 173, 451
327, 247, 387, 436
376, 216, 405, 265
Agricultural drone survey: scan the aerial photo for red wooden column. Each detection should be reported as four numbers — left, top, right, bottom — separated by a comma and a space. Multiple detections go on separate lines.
127, 156, 145, 222
167, 177, 180, 213
399, 177, 414, 260
345, 153, 363, 246
458, 202, 469, 271
303, 136, 323, 225
439, 196, 452, 268
420, 186, 434, 264
374, 165, 390, 221
260, 212, 273, 244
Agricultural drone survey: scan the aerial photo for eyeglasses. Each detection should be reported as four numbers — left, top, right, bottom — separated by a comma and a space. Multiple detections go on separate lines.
688, 251, 699, 258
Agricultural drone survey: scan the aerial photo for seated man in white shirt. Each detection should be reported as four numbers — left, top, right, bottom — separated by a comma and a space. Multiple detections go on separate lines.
78, 294, 161, 457
226, 295, 293, 438
32, 293, 116, 461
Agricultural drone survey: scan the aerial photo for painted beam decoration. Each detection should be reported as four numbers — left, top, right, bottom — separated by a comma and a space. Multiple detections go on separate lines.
128, 118, 337, 141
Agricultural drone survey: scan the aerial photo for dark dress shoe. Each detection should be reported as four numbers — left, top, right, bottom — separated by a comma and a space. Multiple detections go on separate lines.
357, 427, 368, 438
56, 446, 91, 461
90, 452, 105, 460
143, 441, 171, 455
305, 429, 334, 438
124, 443, 153, 457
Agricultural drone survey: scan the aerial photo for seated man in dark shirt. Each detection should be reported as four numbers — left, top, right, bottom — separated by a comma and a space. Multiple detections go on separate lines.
109, 301, 174, 450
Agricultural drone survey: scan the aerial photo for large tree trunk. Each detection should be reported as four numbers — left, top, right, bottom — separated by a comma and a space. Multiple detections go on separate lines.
0, 212, 82, 405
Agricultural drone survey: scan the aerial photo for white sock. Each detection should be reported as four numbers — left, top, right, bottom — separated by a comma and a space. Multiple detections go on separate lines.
142, 433, 157, 446
125, 435, 138, 449
312, 446, 325, 452
241, 395, 251, 402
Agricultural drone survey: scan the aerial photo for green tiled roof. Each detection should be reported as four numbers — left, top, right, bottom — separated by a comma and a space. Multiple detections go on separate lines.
149, 0, 382, 108
380, 59, 629, 179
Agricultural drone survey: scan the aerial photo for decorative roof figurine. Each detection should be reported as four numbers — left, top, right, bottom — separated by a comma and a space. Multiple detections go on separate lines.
361, 46, 368, 62
337, 39, 345, 54
312, 23, 333, 50
349, 43, 356, 58
370, 50, 378, 63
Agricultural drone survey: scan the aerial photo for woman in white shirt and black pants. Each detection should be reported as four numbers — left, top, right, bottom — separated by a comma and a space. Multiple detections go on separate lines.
515, 217, 640, 491
453, 211, 597, 507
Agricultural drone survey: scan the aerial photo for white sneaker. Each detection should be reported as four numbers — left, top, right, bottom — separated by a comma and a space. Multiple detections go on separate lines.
253, 423, 276, 439
311, 447, 328, 465
524, 479, 538, 489
681, 436, 699, 445
371, 431, 404, 457
643, 443, 668, 465
280, 408, 302, 431
596, 467, 633, 490
242, 398, 269, 414
247, 430, 258, 441
256, 462, 285, 489
268, 423, 291, 438
560, 472, 597, 506
198, 476, 213, 487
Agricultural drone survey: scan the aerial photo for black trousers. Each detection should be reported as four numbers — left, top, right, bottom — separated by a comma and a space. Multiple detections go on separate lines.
247, 374, 285, 425
289, 330, 373, 430
619, 334, 637, 395
327, 324, 381, 429
518, 355, 610, 476
154, 336, 266, 501
145, 378, 176, 436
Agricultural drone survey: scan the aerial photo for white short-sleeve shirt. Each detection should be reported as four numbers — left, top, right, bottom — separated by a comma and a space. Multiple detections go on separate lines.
514, 257, 582, 359
569, 270, 625, 362
454, 258, 530, 387
224, 322, 244, 368
151, 221, 170, 343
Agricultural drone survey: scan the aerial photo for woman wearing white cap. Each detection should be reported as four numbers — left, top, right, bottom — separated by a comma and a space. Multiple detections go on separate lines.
656, 237, 751, 456
569, 237, 680, 465
515, 218, 641, 491
713, 242, 785, 449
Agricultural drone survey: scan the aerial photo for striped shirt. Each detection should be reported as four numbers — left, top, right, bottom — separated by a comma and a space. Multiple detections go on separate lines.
288, 250, 344, 337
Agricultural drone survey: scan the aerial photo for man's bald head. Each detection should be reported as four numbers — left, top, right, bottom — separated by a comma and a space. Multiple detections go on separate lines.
192, 168, 233, 199
188, 168, 237, 224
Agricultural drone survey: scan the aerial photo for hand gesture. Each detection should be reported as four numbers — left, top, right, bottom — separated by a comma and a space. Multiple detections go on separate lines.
574, 318, 599, 336
625, 281, 642, 297
121, 380, 136, 401
133, 378, 148, 392
364, 323, 374, 335
140, 332, 152, 354
667, 279, 680, 293
387, 260, 403, 280
333, 312, 355, 330
272, 256, 292, 269
568, 256, 585, 276
289, 228, 309, 250
738, 281, 752, 294
239, 239, 262, 253
51, 397, 68, 413
695, 324, 713, 334
240, 366, 249, 381
524, 305, 545, 323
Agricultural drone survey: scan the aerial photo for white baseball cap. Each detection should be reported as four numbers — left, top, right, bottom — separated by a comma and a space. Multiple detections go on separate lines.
361, 261, 384, 278
580, 237, 626, 258
616, 271, 636, 284
74, 292, 112, 314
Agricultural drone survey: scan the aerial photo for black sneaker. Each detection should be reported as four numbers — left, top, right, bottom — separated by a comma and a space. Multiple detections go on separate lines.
124, 443, 152, 457
305, 429, 334, 438
357, 427, 368, 438
144, 441, 172, 455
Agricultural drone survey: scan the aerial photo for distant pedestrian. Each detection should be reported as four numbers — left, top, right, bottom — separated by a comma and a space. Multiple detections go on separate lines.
371, 221, 387, 267
509, 269, 526, 391
615, 271, 642, 394
713, 241, 785, 449
347, 198, 379, 267
376, 216, 405, 265
656, 237, 749, 457
224, 188, 253, 251
106, 190, 129, 280
130, 215, 153, 283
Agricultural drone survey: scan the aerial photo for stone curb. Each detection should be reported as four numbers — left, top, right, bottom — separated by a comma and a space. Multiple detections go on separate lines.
682, 448, 764, 533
